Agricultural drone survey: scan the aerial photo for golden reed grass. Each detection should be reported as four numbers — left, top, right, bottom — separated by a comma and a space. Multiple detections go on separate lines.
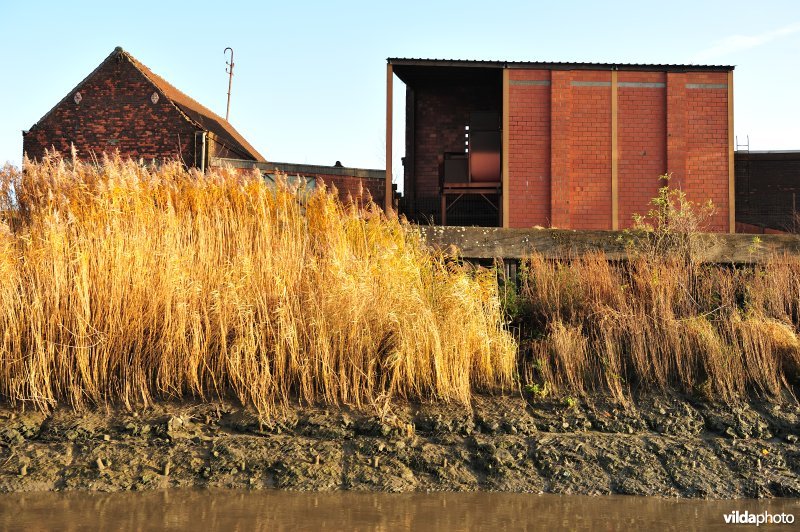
518, 253, 800, 403
0, 155, 516, 414
2, 156, 797, 412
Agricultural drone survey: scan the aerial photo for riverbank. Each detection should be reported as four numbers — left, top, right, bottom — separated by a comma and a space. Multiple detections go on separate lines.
1, 394, 798, 498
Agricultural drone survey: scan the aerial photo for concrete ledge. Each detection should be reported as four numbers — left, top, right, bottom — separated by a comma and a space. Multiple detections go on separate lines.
211, 158, 385, 180
417, 226, 800, 263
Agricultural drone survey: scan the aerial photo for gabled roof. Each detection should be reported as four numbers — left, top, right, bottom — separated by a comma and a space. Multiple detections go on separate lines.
121, 48, 265, 162
29, 47, 265, 163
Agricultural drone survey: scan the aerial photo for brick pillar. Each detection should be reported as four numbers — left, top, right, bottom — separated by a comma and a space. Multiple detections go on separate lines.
666, 72, 687, 187
550, 71, 572, 228
727, 70, 735, 233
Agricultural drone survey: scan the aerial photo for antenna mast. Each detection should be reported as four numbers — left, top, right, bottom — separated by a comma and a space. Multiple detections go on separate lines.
224, 47, 234, 121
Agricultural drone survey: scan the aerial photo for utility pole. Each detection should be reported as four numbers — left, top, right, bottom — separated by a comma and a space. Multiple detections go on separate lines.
224, 47, 234, 121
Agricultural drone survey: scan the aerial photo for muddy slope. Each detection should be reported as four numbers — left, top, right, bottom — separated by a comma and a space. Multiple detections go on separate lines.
1, 395, 799, 498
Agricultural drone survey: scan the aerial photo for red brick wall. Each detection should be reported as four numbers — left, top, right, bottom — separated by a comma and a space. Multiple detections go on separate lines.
683, 72, 730, 232
618, 72, 666, 228
208, 136, 245, 161
23, 55, 197, 163
510, 70, 613, 230
316, 174, 385, 206
507, 70, 551, 227
568, 71, 612, 230
666, 72, 688, 192
219, 165, 385, 207
550, 71, 572, 228
505, 68, 730, 232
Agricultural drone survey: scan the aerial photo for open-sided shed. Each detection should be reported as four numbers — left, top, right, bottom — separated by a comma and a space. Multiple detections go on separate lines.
386, 58, 735, 232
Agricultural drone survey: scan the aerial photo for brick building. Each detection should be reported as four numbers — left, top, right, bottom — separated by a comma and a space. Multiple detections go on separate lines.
213, 158, 387, 207
23, 47, 265, 168
23, 47, 384, 204
386, 59, 735, 232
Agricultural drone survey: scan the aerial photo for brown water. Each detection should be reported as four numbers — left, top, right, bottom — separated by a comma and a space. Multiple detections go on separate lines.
1, 490, 798, 531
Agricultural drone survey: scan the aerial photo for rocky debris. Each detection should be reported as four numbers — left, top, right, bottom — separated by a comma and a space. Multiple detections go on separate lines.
0, 395, 798, 498
0, 411, 45, 446
695, 402, 775, 440
637, 396, 705, 437
751, 403, 800, 441
413, 403, 475, 439
583, 401, 648, 435
472, 396, 537, 436
710, 439, 800, 498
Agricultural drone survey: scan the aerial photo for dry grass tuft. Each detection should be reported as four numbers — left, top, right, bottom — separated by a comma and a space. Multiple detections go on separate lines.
518, 253, 800, 403
0, 155, 516, 414
517, 176, 799, 403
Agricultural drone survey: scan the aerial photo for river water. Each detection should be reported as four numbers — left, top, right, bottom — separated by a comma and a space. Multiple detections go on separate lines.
1, 490, 798, 531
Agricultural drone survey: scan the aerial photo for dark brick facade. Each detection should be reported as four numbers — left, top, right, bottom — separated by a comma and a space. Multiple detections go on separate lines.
23, 48, 264, 166
736, 151, 800, 232
315, 173, 386, 206
403, 74, 502, 224
24, 54, 194, 163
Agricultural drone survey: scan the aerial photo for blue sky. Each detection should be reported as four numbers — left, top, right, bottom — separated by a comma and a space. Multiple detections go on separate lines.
1, 0, 799, 186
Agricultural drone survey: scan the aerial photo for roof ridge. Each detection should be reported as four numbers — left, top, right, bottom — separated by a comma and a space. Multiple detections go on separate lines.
118, 50, 204, 131
121, 50, 219, 127
118, 48, 266, 162
27, 49, 119, 133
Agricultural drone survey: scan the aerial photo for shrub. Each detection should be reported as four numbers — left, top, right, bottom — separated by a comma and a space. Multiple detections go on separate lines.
629, 173, 716, 263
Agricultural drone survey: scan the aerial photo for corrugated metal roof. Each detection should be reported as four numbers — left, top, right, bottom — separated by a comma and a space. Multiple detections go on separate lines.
388, 57, 734, 71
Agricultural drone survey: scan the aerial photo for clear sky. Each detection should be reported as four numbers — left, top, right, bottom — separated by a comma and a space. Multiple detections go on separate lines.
1, 0, 799, 187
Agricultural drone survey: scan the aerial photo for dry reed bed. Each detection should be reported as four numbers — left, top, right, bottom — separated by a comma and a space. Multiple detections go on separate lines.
1, 157, 798, 413
517, 253, 800, 403
0, 156, 516, 414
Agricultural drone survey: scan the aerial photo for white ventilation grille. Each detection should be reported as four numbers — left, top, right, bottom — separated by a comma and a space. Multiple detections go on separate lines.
151, 92, 160, 104
74, 92, 82, 104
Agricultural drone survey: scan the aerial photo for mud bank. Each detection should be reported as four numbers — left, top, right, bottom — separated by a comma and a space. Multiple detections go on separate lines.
1, 395, 799, 498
